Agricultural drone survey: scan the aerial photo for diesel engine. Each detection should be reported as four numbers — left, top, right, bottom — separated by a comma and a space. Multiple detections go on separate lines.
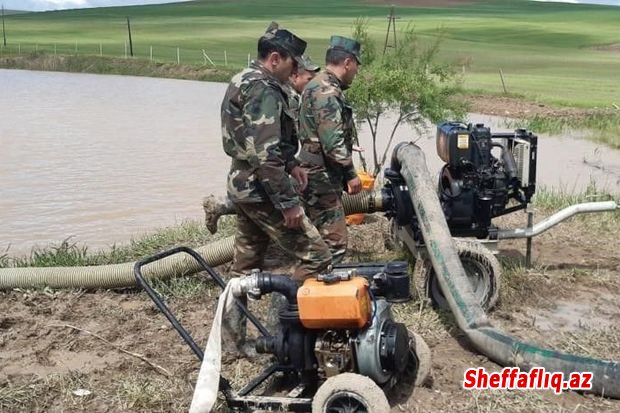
384, 122, 538, 239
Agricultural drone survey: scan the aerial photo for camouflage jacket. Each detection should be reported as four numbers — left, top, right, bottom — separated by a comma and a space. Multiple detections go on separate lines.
298, 70, 357, 195
221, 61, 299, 210
284, 83, 302, 121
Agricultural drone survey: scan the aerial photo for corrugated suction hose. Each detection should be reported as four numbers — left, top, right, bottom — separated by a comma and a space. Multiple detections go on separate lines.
0, 237, 234, 290
1, 191, 382, 290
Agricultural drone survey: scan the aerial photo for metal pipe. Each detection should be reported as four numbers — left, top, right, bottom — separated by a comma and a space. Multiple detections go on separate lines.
525, 208, 534, 268
498, 201, 619, 240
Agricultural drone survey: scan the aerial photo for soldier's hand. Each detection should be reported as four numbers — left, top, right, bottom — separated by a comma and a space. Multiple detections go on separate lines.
347, 176, 362, 194
291, 166, 308, 192
283, 205, 304, 229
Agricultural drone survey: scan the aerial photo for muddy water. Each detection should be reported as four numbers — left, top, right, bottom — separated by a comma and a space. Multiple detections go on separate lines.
1, 69, 619, 255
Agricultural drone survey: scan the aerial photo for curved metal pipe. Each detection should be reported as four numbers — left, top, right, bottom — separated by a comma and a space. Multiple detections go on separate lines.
394, 142, 620, 399
498, 201, 619, 239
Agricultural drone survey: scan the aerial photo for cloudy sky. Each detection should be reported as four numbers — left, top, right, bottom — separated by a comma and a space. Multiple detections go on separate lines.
2, 0, 619, 11
535, 0, 620, 4
2, 0, 191, 11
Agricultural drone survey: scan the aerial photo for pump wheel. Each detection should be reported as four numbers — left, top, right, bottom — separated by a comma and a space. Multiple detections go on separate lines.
423, 239, 501, 311
387, 330, 431, 403
409, 331, 431, 387
312, 373, 390, 413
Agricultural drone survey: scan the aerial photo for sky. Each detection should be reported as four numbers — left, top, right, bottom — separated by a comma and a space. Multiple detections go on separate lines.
2, 0, 191, 11
534, 0, 620, 5
1, 0, 619, 11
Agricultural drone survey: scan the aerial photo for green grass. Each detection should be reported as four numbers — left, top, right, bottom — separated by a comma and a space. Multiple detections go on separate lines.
532, 184, 619, 230
534, 183, 619, 211
0, 217, 236, 269
515, 112, 620, 148
0, 0, 619, 108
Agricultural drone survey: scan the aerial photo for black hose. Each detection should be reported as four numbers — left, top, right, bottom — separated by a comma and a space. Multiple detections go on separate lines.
257, 273, 300, 304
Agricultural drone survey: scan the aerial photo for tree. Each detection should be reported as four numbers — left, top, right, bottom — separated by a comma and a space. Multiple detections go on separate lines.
348, 19, 467, 178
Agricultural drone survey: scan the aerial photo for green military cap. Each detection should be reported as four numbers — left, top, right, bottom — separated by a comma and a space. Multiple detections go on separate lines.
329, 35, 362, 64
299, 55, 320, 72
263, 21, 307, 66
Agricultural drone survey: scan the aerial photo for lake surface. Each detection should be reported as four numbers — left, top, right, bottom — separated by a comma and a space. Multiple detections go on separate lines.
1, 69, 618, 255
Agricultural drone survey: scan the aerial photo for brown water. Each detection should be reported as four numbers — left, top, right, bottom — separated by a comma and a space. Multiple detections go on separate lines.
1, 69, 619, 255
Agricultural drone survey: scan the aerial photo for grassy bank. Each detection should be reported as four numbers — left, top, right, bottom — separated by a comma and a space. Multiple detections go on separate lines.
0, 53, 238, 82
517, 112, 620, 149
0, 217, 236, 270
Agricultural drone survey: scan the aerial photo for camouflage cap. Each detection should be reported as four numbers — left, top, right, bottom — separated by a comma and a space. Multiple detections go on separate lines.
299, 55, 320, 72
263, 21, 307, 65
329, 35, 362, 64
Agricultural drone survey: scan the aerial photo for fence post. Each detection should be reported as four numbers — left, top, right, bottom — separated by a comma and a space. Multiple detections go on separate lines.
247, 53, 250, 66
499, 68, 508, 94
177, 47, 180, 64
224, 49, 227, 66
202, 49, 215, 67
150, 45, 153, 61
100, 42, 102, 57
18, 43, 20, 55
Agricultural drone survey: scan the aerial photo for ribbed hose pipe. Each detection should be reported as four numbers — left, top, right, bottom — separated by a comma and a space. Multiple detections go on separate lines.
393, 142, 620, 399
0, 237, 234, 290
203, 190, 384, 234
1, 191, 382, 291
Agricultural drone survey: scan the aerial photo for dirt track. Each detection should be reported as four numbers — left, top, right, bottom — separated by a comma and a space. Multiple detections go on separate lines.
1, 211, 619, 412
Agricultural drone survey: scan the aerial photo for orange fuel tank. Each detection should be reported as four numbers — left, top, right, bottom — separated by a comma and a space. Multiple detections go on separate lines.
297, 277, 371, 329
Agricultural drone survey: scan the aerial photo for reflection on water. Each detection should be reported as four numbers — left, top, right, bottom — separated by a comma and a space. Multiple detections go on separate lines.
1, 69, 618, 255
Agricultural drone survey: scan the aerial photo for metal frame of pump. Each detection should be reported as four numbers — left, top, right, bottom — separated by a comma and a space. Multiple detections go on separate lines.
133, 246, 417, 412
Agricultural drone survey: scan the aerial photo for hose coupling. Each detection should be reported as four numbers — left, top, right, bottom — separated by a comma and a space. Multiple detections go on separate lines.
231, 269, 261, 298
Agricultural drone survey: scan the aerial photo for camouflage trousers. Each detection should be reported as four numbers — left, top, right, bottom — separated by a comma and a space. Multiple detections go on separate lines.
231, 200, 332, 281
302, 192, 347, 264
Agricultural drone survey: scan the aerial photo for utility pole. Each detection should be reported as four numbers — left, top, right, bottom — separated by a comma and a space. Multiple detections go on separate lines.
383, 6, 399, 55
2, 4, 7, 47
126, 17, 134, 57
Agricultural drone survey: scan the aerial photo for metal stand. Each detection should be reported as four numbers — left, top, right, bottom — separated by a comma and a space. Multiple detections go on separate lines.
525, 206, 534, 268
133, 246, 313, 412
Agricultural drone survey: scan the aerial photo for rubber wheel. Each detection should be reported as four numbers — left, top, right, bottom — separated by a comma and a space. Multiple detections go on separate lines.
410, 331, 431, 387
387, 330, 432, 403
423, 239, 501, 311
312, 373, 390, 413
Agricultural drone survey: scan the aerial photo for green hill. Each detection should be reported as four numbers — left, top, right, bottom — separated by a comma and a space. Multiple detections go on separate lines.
1, 0, 619, 107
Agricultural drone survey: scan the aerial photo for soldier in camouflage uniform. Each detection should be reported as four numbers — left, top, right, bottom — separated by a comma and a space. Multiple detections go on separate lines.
297, 36, 363, 264
287, 54, 320, 120
221, 24, 333, 350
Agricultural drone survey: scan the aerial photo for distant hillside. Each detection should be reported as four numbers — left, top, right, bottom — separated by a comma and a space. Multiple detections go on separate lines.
3, 9, 30, 15
0, 0, 618, 107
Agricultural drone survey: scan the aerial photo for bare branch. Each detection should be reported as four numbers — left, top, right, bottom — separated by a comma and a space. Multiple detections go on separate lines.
377, 112, 405, 176
48, 323, 173, 377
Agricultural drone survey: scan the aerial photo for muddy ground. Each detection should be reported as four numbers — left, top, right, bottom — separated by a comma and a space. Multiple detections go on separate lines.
1, 209, 619, 412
